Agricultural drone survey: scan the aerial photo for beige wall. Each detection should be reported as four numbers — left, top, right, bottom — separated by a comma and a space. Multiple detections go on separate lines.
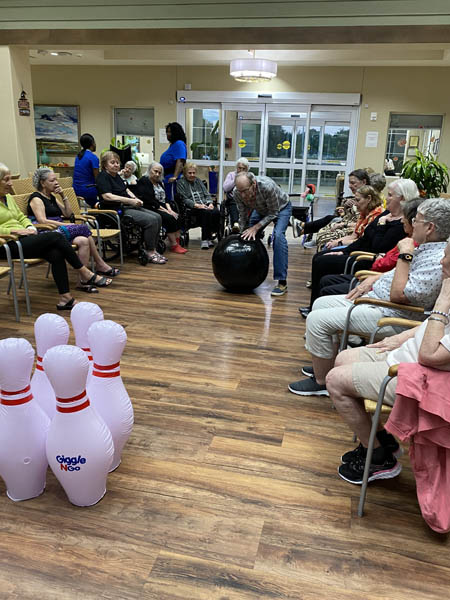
0, 47, 37, 176
29, 64, 450, 176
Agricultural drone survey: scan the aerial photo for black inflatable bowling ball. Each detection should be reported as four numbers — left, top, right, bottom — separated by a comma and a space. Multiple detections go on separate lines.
212, 234, 269, 292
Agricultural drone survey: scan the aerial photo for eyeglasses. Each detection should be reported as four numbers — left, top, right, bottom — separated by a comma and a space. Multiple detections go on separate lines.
412, 217, 430, 225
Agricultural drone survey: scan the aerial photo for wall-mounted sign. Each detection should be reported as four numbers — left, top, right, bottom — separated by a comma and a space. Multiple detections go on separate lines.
18, 90, 30, 116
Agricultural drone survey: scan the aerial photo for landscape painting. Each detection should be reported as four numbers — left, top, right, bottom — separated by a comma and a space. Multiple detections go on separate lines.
34, 105, 80, 154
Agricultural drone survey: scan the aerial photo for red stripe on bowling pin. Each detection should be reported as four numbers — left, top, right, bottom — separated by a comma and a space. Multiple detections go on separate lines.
35, 356, 44, 371
1, 384, 33, 405
56, 390, 90, 413
81, 347, 93, 361
92, 361, 120, 378
57, 399, 90, 413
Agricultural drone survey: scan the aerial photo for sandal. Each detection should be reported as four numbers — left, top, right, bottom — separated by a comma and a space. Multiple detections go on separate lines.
148, 253, 167, 264
96, 267, 120, 277
77, 283, 99, 294
156, 252, 168, 262
56, 297, 76, 311
80, 273, 113, 288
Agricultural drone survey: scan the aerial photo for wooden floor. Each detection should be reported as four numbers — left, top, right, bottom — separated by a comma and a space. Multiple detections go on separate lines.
0, 236, 449, 600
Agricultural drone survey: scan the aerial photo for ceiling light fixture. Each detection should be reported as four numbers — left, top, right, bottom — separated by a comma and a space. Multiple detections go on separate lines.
230, 50, 277, 83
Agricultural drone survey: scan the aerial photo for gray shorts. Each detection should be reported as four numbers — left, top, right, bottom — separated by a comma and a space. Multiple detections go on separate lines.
351, 347, 397, 406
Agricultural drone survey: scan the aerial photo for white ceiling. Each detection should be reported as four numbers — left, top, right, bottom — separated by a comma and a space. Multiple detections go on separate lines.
28, 44, 450, 68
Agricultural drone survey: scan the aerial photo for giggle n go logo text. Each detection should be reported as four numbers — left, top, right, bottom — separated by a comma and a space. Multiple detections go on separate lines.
56, 455, 87, 471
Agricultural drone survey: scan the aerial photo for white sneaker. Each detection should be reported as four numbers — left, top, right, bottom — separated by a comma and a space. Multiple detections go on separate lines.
303, 239, 317, 248
208, 240, 215, 247
201, 240, 209, 249
231, 222, 240, 233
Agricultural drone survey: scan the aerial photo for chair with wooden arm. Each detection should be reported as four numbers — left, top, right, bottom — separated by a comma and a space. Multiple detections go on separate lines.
0, 236, 20, 321
343, 251, 377, 274
338, 296, 427, 352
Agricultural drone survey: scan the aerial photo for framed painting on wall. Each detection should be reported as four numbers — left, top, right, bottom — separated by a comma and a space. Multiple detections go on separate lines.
34, 104, 80, 154
408, 135, 419, 148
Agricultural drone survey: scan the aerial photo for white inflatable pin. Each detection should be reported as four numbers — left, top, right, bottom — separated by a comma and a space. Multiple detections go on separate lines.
44, 345, 114, 506
70, 302, 104, 377
0, 338, 50, 501
31, 313, 70, 419
87, 320, 133, 471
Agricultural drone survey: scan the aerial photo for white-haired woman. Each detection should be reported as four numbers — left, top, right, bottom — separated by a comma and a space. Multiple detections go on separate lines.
28, 167, 118, 292
222, 157, 249, 233
119, 161, 137, 186
136, 162, 187, 254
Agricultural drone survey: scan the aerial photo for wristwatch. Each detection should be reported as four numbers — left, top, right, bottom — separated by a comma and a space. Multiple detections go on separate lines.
398, 253, 413, 262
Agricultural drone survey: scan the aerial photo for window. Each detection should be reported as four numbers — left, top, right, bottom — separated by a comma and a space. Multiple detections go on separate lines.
385, 113, 443, 173
190, 109, 220, 160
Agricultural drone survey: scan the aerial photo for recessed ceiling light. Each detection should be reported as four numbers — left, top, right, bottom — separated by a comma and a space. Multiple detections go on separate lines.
50, 52, 58, 56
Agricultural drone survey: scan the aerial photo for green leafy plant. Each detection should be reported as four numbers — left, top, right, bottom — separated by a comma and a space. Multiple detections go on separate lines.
401, 150, 449, 197
101, 137, 142, 178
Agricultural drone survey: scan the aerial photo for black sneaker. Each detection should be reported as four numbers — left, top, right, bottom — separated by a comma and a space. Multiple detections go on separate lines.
298, 306, 310, 319
341, 439, 403, 464
288, 377, 329, 396
301, 365, 314, 378
338, 453, 402, 485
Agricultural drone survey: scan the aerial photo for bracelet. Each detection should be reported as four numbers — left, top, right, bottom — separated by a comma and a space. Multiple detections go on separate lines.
430, 310, 450, 319
428, 316, 448, 325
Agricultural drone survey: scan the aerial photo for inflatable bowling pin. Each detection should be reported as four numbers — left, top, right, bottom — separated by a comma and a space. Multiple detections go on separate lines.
87, 320, 134, 471
44, 345, 114, 506
31, 313, 70, 419
0, 338, 50, 501
70, 302, 104, 377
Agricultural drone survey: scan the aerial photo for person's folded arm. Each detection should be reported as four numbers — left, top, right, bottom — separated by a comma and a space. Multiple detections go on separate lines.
390, 238, 417, 304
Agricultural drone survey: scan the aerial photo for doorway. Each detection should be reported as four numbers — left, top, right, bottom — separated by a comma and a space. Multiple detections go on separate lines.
177, 96, 359, 203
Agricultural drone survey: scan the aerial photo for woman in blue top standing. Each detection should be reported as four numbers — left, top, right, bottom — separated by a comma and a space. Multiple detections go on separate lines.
73, 133, 100, 207
160, 122, 187, 201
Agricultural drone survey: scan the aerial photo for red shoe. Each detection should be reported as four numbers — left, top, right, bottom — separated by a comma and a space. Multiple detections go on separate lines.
170, 243, 188, 254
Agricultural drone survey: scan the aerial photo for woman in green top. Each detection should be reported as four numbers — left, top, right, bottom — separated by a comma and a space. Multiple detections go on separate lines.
0, 163, 110, 310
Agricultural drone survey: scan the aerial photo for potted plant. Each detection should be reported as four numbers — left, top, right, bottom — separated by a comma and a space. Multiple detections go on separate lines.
401, 150, 449, 197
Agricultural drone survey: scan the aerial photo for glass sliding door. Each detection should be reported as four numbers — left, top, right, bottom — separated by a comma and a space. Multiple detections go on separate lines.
177, 100, 359, 201
220, 104, 264, 202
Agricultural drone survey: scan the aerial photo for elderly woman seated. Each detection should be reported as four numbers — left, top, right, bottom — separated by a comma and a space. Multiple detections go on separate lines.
326, 242, 450, 484
119, 161, 138, 186
136, 162, 187, 254
96, 151, 166, 264
28, 167, 118, 293
289, 197, 450, 396
176, 162, 220, 250
222, 157, 250, 233
0, 162, 109, 310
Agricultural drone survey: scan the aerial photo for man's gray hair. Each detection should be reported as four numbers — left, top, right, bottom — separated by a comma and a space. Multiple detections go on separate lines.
418, 197, 450, 241
389, 178, 419, 201
32, 167, 53, 191
146, 161, 164, 181
235, 171, 256, 186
